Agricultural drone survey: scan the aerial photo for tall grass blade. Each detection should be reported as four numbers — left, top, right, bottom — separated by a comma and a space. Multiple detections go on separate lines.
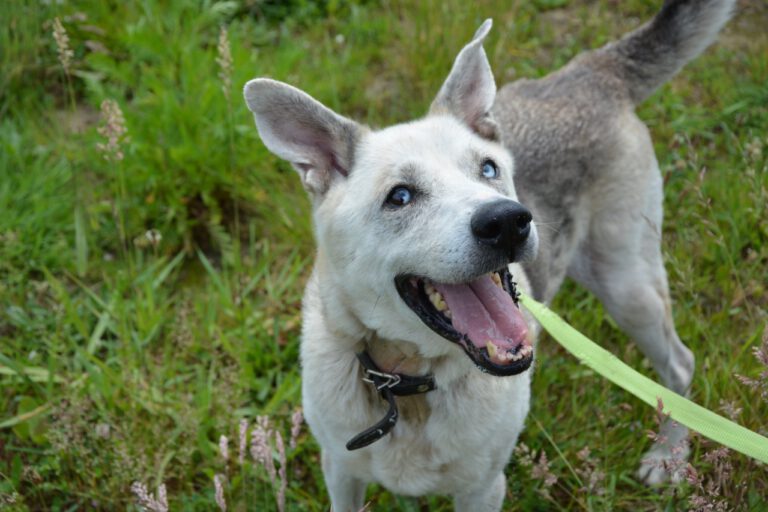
74, 203, 88, 276
0, 403, 51, 430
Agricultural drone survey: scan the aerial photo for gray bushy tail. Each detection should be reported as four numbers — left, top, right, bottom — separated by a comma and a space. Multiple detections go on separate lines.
601, 0, 736, 105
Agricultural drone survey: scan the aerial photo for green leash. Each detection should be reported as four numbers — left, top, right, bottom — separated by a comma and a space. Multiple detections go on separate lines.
520, 292, 768, 464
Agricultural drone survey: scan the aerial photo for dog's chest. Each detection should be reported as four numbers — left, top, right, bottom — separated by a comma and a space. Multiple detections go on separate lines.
359, 373, 531, 496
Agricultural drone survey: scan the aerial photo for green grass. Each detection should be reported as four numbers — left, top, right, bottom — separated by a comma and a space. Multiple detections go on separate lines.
1, 0, 767, 510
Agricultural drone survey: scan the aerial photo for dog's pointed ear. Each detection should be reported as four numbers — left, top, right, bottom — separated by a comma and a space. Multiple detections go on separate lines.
429, 19, 499, 140
244, 78, 363, 196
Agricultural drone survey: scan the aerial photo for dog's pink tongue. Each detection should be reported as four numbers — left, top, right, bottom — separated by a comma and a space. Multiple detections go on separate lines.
433, 274, 528, 357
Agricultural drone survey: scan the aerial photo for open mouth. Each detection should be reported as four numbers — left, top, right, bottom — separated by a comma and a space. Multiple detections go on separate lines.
395, 268, 533, 376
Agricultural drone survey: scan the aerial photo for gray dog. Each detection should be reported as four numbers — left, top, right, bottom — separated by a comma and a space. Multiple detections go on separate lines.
244, 0, 735, 509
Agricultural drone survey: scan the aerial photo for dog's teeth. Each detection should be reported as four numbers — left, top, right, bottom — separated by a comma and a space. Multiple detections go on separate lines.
444, 310, 452, 319
487, 344, 533, 363
426, 286, 450, 314
491, 273, 503, 288
486, 341, 497, 359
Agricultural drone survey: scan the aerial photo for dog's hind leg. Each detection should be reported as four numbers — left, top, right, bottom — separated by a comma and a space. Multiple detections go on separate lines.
322, 451, 366, 512
454, 472, 506, 512
567, 157, 694, 485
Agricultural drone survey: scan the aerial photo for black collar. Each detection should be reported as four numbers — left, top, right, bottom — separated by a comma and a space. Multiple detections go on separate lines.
345, 350, 437, 451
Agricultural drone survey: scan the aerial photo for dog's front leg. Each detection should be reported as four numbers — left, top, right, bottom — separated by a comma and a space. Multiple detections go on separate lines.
322, 451, 366, 512
453, 472, 506, 512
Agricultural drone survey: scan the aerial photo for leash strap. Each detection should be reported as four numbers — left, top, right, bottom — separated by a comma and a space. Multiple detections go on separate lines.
345, 351, 436, 451
519, 292, 768, 465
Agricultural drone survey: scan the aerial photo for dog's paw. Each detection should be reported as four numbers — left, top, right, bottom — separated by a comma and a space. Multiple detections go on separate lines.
636, 441, 690, 486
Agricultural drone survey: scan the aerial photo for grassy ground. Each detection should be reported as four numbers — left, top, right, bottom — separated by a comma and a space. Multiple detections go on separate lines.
1, 0, 766, 510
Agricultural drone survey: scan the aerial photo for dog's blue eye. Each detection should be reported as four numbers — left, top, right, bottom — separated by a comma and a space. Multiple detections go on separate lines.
386, 186, 413, 207
481, 160, 499, 179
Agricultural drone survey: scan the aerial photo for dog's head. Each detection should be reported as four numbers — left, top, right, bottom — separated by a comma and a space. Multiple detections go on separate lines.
245, 20, 538, 376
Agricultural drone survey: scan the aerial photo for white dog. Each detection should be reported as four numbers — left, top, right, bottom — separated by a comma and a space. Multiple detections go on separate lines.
244, 1, 735, 509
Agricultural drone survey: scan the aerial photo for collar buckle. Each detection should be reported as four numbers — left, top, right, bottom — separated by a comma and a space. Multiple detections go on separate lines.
362, 368, 402, 390
345, 350, 437, 451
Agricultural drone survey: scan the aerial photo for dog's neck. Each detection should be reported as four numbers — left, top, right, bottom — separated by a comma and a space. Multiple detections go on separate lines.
362, 334, 441, 377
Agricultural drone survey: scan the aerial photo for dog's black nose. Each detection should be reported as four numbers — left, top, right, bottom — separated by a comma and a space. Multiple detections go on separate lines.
471, 199, 532, 257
